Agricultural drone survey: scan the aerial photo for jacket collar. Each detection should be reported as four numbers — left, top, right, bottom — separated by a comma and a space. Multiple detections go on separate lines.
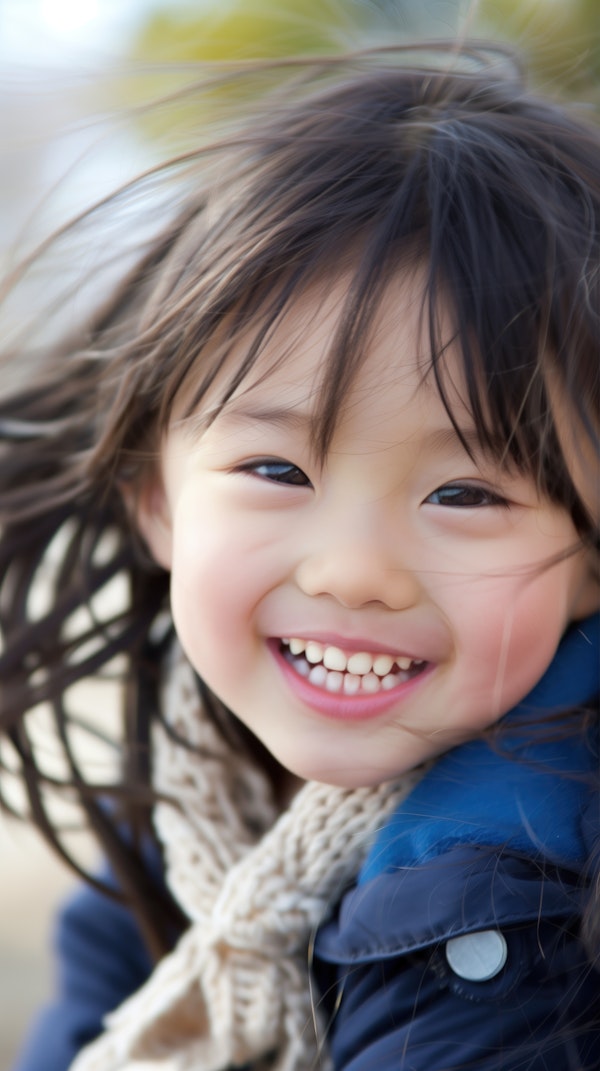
359, 614, 600, 883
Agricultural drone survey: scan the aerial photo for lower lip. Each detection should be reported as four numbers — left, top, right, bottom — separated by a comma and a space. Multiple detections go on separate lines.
270, 642, 433, 722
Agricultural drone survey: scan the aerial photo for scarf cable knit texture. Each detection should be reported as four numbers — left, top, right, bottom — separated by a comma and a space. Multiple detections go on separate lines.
70, 643, 424, 1071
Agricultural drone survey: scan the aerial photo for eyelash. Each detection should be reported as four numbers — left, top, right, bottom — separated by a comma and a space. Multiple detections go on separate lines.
238, 461, 510, 510
425, 484, 509, 508
239, 460, 312, 486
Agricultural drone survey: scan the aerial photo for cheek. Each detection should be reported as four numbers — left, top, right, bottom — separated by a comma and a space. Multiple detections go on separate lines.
169, 519, 245, 655
167, 495, 281, 667
446, 566, 576, 724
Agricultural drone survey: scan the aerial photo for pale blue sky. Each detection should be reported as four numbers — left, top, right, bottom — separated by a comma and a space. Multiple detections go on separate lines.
0, 0, 151, 66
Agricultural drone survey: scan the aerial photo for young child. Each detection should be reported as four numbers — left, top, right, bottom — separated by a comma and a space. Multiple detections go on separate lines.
1, 42, 599, 1071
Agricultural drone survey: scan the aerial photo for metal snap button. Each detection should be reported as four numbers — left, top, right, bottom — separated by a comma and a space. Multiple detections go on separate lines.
445, 930, 508, 981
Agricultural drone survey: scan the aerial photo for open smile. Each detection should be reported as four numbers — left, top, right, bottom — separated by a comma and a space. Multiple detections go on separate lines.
280, 637, 425, 694
271, 637, 432, 721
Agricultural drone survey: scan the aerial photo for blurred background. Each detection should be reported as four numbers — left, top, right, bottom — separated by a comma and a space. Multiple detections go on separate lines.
0, 0, 598, 1066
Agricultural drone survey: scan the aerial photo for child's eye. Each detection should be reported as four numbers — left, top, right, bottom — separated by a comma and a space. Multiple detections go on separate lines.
241, 460, 311, 486
425, 483, 508, 508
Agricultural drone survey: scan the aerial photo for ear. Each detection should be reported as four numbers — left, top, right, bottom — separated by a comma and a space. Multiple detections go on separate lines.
130, 472, 174, 571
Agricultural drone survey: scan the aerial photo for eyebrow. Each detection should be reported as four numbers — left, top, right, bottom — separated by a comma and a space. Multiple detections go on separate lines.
425, 426, 484, 454
217, 407, 490, 451
213, 403, 315, 430
426, 426, 512, 466
191, 399, 500, 461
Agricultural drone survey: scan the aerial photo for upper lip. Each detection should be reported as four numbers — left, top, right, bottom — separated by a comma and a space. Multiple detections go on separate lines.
275, 630, 430, 661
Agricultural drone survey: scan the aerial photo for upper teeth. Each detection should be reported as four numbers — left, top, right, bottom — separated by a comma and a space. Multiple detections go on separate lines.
282, 639, 418, 675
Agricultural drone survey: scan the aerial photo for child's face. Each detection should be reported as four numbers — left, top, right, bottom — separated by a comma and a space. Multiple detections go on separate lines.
139, 275, 599, 788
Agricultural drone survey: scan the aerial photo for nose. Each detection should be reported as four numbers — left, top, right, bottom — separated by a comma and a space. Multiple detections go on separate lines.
295, 532, 421, 611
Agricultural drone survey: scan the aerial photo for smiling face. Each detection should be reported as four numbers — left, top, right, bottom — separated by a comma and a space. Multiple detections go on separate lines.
138, 274, 599, 788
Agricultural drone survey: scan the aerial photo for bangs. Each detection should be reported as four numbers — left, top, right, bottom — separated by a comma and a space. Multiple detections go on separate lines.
167, 204, 575, 519
101, 50, 597, 534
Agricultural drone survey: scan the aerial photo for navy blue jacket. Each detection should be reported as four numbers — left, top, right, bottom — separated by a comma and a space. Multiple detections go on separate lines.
315, 615, 600, 1070
13, 616, 600, 1071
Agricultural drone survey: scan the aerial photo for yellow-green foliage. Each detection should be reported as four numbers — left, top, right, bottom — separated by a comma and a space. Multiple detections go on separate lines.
132, 0, 359, 62
120, 0, 371, 149
120, 0, 597, 150
477, 0, 598, 98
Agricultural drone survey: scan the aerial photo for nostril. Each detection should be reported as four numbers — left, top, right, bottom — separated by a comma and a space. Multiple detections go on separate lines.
295, 553, 420, 612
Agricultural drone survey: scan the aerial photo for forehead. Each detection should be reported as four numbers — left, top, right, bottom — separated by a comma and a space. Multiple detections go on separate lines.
204, 268, 467, 436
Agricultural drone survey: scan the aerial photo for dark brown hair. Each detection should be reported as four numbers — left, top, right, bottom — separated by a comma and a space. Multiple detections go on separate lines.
0, 42, 598, 958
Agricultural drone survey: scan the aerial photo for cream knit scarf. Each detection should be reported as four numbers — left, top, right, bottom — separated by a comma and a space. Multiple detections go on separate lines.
70, 643, 424, 1071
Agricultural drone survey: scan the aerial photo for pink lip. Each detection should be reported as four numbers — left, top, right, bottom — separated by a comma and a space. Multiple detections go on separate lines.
270, 640, 433, 722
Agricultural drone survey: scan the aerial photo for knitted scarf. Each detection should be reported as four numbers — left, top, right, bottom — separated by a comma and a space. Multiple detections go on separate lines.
70, 643, 423, 1071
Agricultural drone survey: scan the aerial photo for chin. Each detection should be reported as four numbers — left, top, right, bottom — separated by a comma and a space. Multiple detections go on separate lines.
284, 758, 397, 790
